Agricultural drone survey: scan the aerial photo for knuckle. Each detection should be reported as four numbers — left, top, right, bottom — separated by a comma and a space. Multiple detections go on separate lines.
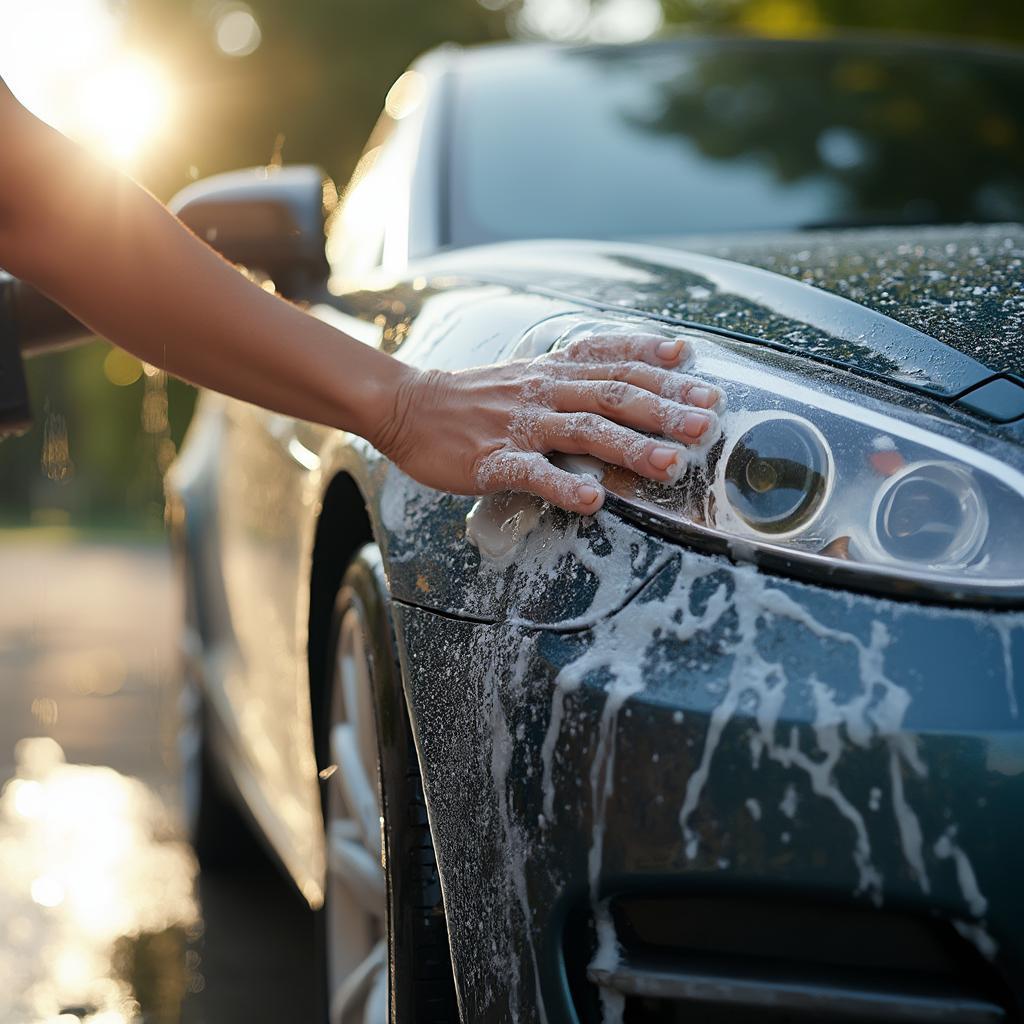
565, 411, 596, 442
617, 360, 649, 382
650, 396, 674, 428
521, 416, 549, 450
519, 374, 549, 401
517, 456, 550, 493
566, 336, 599, 361
472, 451, 501, 491
596, 379, 630, 410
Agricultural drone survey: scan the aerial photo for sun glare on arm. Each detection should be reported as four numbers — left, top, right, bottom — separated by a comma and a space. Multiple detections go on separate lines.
75, 55, 173, 165
0, 0, 174, 167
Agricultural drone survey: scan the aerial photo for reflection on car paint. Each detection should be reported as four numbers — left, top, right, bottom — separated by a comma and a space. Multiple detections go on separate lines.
0, 738, 198, 1023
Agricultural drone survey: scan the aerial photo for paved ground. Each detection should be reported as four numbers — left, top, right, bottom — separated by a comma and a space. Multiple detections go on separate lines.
0, 535, 316, 1023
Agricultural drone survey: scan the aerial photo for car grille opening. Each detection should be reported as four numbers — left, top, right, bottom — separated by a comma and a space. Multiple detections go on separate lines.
562, 892, 1018, 1024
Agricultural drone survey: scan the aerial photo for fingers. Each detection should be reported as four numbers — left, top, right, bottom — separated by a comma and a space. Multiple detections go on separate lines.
477, 450, 605, 515
553, 331, 692, 370
537, 359, 723, 408
536, 411, 692, 483
545, 379, 718, 445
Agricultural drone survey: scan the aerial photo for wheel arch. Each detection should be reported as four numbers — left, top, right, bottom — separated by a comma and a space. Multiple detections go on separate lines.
307, 471, 376, 769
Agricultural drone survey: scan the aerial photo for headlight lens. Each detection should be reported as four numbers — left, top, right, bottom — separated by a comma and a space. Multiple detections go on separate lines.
870, 461, 988, 567
520, 314, 1024, 604
721, 414, 831, 536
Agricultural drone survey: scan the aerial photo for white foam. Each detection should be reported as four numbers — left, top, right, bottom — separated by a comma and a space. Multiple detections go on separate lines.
481, 630, 549, 1023
465, 492, 544, 563
779, 785, 798, 820
952, 919, 999, 960
993, 619, 1019, 719
934, 827, 988, 919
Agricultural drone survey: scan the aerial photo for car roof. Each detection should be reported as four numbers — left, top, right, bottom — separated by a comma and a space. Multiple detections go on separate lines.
432, 30, 1024, 79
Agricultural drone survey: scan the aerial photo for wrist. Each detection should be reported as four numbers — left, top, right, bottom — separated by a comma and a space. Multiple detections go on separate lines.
360, 356, 424, 460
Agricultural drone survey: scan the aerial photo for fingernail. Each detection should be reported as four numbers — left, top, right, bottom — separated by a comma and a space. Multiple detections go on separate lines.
683, 412, 712, 438
578, 483, 602, 506
687, 385, 719, 408
649, 446, 680, 471
656, 339, 683, 363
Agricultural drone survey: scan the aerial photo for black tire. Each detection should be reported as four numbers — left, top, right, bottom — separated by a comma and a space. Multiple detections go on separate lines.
318, 544, 458, 1023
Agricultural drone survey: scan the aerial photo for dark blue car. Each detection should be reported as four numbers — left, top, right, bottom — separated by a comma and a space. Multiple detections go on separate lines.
154, 34, 1024, 1023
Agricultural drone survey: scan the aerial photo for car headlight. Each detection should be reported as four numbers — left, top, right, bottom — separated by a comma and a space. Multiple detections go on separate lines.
520, 314, 1024, 604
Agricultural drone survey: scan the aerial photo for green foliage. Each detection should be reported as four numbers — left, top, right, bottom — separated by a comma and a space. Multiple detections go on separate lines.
659, 0, 1024, 46
127, 0, 509, 200
0, 342, 195, 529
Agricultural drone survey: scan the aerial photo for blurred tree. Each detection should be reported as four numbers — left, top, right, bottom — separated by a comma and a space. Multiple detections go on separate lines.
0, 343, 195, 530
657, 0, 1024, 45
618, 41, 1024, 228
125, 0, 510, 200
495, 0, 1024, 48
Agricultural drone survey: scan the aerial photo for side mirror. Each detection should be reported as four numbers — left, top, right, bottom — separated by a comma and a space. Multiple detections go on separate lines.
170, 165, 331, 296
1, 272, 90, 435
0, 273, 31, 434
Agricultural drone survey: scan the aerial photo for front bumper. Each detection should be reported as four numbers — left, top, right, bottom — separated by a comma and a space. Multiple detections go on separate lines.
394, 545, 1024, 1023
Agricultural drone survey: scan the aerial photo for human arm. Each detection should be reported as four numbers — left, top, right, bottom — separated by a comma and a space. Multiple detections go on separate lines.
0, 77, 720, 513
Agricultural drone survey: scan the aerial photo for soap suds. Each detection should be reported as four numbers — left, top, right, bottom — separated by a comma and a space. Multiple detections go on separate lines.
549, 626, 647, 1024
540, 547, 993, 1000
479, 628, 549, 1023
993, 619, 1018, 719
779, 784, 798, 819
889, 743, 930, 894
934, 827, 988, 919
466, 492, 544, 564
953, 919, 999, 961
392, 457, 1018, 1021
540, 673, 582, 823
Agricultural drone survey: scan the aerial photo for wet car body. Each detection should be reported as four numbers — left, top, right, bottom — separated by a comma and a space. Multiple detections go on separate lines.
168, 36, 1024, 1021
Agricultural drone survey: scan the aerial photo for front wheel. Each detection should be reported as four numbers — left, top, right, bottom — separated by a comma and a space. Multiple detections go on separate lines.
319, 545, 457, 1024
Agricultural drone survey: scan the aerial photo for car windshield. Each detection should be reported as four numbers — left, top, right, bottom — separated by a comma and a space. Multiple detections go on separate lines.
449, 38, 1024, 245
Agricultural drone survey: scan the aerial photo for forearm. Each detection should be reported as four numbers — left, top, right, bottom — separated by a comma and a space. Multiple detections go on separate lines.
0, 89, 407, 442
0, 78, 726, 516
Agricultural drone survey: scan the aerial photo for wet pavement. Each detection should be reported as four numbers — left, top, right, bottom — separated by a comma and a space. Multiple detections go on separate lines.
0, 535, 316, 1023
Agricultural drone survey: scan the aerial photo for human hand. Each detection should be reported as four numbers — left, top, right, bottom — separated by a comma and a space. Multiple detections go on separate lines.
374, 332, 723, 515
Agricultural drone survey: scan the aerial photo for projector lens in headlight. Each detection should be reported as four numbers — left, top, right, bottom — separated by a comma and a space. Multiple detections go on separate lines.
872, 461, 988, 567
723, 416, 831, 535
530, 313, 1024, 603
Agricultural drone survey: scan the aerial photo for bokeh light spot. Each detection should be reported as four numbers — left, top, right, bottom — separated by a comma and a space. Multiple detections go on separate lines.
31, 696, 59, 727
31, 874, 65, 908
11, 780, 44, 820
103, 348, 143, 388
214, 5, 262, 58
739, 0, 822, 38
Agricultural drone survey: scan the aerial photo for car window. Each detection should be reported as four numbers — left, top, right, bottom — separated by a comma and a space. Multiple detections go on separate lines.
449, 40, 1024, 244
326, 119, 395, 278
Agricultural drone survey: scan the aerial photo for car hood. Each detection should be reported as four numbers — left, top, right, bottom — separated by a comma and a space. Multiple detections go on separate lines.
429, 223, 1024, 399
679, 223, 1023, 376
